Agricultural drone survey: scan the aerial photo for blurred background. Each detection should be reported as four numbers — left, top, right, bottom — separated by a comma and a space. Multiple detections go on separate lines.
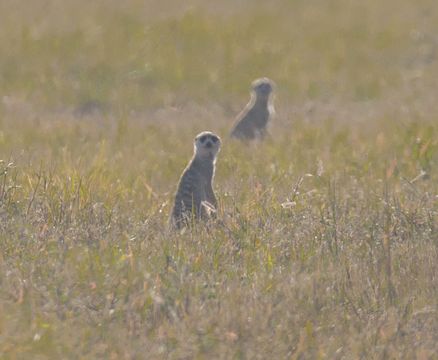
1, 0, 437, 115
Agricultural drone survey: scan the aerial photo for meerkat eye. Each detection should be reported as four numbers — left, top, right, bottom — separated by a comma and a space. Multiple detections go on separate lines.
199, 135, 207, 143
211, 136, 218, 143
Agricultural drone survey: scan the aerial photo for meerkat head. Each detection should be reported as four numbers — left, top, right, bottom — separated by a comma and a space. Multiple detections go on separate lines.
194, 131, 221, 161
251, 77, 275, 99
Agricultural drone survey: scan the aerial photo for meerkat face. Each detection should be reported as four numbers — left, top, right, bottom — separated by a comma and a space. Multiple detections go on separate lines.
194, 131, 221, 160
252, 78, 274, 98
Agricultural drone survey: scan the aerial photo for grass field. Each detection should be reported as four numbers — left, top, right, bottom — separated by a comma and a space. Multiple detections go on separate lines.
1, 0, 438, 358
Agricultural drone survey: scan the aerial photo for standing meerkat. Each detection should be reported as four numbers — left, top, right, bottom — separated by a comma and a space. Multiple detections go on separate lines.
230, 77, 275, 141
170, 131, 221, 228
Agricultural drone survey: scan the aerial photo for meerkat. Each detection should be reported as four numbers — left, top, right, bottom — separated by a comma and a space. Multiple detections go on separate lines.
170, 131, 222, 229
230, 77, 275, 141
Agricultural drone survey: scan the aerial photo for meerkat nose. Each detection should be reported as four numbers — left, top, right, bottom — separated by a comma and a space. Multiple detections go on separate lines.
205, 141, 213, 148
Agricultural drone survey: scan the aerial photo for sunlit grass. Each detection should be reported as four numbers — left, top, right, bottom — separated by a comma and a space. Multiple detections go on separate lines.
1, 110, 437, 358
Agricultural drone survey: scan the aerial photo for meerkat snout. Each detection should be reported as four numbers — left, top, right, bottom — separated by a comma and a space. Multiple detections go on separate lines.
253, 78, 274, 97
195, 132, 221, 159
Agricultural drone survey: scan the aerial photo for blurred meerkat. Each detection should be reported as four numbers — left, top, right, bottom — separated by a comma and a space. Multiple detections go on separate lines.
170, 131, 221, 228
230, 77, 275, 141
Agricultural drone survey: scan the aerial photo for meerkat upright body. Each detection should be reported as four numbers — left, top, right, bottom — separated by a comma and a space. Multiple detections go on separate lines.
170, 131, 221, 228
230, 77, 275, 141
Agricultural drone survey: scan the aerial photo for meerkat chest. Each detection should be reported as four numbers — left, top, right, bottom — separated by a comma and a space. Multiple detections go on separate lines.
192, 163, 213, 185
252, 107, 270, 125
199, 171, 213, 187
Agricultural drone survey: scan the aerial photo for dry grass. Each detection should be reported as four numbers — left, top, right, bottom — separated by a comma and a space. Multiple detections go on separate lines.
1, 0, 438, 358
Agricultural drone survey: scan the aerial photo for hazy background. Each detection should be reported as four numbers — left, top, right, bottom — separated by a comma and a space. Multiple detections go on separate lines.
1, 0, 438, 111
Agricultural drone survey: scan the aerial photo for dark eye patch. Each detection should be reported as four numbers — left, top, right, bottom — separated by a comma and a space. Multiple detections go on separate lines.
211, 136, 218, 143
199, 135, 207, 143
